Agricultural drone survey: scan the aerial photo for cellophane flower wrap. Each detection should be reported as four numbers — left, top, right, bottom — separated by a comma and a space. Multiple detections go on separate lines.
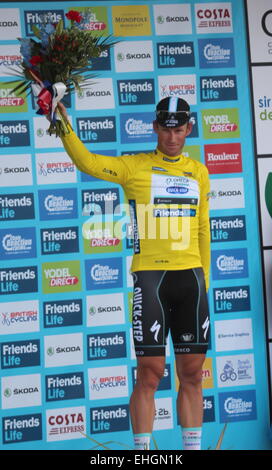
8, 9, 117, 136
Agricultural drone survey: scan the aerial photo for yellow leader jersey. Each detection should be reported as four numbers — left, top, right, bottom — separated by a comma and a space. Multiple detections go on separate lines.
61, 126, 211, 289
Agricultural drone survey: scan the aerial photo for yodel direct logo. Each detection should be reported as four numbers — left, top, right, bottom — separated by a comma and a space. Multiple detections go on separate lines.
42, 261, 81, 294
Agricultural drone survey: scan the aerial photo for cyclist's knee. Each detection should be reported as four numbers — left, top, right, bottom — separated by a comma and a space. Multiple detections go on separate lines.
135, 357, 165, 392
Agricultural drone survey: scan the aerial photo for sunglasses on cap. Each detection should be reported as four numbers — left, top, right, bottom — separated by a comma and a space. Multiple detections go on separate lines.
156, 110, 191, 127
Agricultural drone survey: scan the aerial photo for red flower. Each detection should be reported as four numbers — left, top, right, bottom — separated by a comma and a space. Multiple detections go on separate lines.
29, 55, 43, 66
65, 10, 82, 23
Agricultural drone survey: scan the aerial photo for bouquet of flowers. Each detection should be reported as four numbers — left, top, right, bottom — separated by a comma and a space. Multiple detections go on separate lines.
8, 9, 118, 136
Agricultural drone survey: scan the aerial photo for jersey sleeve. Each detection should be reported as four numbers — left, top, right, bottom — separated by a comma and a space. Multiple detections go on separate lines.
198, 165, 211, 291
60, 124, 133, 186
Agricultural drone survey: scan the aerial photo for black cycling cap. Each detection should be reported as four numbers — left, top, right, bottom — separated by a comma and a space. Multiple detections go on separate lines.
156, 97, 191, 128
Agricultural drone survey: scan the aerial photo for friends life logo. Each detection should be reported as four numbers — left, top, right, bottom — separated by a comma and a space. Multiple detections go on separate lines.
212, 248, 249, 281
200, 75, 237, 102
42, 260, 82, 294
0, 266, 38, 296
0, 120, 30, 147
0, 227, 36, 260
213, 285, 251, 314
76, 116, 116, 144
43, 299, 83, 328
1, 339, 40, 369
198, 38, 235, 68
117, 79, 155, 106
90, 404, 130, 434
40, 226, 79, 255
3, 413, 42, 445
45, 372, 85, 402
0, 193, 35, 221
210, 215, 246, 243
81, 188, 121, 217
87, 332, 127, 361
157, 41, 195, 68
38, 188, 78, 220
24, 10, 64, 36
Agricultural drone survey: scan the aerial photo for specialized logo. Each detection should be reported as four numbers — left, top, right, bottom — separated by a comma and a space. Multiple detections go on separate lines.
0, 120, 29, 146
112, 5, 151, 36
212, 248, 248, 280
44, 333, 83, 368
150, 320, 161, 343
213, 286, 251, 314
117, 79, 155, 105
195, 3, 233, 33
219, 390, 257, 422
82, 188, 120, 216
38, 188, 77, 220
120, 112, 156, 144
210, 215, 246, 242
1, 339, 40, 369
158, 74, 196, 105
0, 227, 36, 260
200, 75, 237, 101
46, 406, 86, 442
24, 10, 64, 36
0, 266, 38, 296
88, 365, 129, 400
114, 40, 154, 73
90, 405, 130, 434
0, 193, 35, 221
43, 299, 82, 328
1, 299, 39, 335
87, 332, 126, 360
42, 261, 81, 294
85, 257, 123, 290
76, 116, 116, 143
153, 4, 192, 35
3, 413, 42, 444
41, 226, 79, 255
45, 372, 85, 402
198, 38, 235, 68
205, 143, 242, 174
202, 317, 210, 340
157, 42, 195, 68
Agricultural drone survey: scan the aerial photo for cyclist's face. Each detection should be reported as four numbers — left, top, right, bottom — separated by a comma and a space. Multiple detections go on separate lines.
153, 121, 192, 157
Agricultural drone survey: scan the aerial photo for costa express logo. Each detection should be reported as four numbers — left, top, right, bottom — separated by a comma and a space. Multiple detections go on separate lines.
200, 75, 237, 102
0, 227, 36, 260
46, 406, 86, 442
1, 339, 40, 369
24, 10, 64, 36
38, 188, 77, 220
0, 120, 30, 146
43, 299, 83, 328
82, 221, 123, 254
198, 38, 235, 68
0, 83, 27, 113
0, 193, 34, 221
195, 3, 233, 33
87, 332, 126, 360
0, 266, 38, 296
117, 78, 155, 105
76, 116, 116, 143
213, 286, 251, 314
46, 372, 85, 402
202, 108, 240, 139
42, 261, 81, 294
3, 414, 42, 444
40, 226, 79, 255
90, 405, 130, 434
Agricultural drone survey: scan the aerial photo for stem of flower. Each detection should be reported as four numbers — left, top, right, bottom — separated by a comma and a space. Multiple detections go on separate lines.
55, 108, 70, 135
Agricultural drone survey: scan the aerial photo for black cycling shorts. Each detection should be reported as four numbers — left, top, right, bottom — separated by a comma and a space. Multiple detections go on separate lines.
132, 268, 210, 357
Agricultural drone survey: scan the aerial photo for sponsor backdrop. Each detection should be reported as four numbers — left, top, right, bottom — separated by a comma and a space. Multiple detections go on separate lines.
0, 0, 271, 451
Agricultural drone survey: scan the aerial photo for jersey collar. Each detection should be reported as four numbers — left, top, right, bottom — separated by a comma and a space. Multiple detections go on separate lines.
153, 148, 185, 164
